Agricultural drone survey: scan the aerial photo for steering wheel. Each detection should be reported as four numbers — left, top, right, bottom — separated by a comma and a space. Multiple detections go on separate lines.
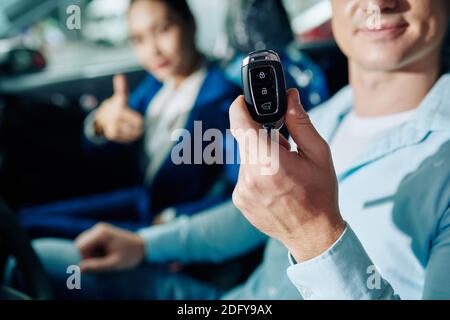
0, 199, 53, 300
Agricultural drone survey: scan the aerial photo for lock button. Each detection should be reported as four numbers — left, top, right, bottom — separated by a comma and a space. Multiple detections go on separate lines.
253, 83, 276, 100
250, 67, 274, 83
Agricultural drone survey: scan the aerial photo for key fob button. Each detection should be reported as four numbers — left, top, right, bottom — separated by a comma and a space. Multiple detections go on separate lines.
255, 98, 277, 115
242, 50, 287, 130
252, 83, 276, 100
250, 67, 274, 83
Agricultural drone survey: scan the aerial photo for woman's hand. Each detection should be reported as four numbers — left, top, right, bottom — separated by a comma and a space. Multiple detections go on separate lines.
94, 74, 144, 143
230, 89, 346, 262
75, 223, 146, 273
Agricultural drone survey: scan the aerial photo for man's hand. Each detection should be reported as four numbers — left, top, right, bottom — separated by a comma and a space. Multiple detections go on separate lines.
230, 89, 346, 263
75, 223, 146, 273
94, 74, 144, 143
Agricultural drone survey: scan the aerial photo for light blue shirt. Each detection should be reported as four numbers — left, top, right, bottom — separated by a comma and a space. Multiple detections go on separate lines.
138, 73, 450, 300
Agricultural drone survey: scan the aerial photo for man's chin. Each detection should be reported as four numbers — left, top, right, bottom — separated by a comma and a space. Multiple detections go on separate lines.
354, 55, 408, 72
352, 42, 419, 72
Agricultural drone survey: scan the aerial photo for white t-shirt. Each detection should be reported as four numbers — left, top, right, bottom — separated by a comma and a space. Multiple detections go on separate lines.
144, 66, 207, 182
330, 110, 415, 175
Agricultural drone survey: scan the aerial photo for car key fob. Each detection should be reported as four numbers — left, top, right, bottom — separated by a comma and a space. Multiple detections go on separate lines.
241, 50, 287, 130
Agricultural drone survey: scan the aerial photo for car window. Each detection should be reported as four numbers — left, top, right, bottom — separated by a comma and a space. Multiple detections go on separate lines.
0, 0, 334, 92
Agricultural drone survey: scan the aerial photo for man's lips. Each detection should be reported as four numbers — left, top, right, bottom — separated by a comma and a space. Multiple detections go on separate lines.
358, 22, 409, 39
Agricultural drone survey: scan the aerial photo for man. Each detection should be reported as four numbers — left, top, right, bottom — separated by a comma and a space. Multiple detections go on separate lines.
230, 0, 450, 299
32, 0, 449, 299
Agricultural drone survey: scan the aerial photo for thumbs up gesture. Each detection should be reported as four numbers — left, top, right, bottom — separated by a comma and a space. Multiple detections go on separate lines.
229, 89, 346, 263
94, 74, 144, 143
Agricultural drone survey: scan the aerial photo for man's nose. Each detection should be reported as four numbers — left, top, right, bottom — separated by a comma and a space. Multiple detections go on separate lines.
358, 0, 398, 12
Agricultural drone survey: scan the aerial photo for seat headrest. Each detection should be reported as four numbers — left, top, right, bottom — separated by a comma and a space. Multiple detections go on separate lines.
442, 23, 450, 72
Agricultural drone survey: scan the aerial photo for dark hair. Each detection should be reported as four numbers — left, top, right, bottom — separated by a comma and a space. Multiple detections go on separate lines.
130, 0, 195, 27
226, 0, 295, 53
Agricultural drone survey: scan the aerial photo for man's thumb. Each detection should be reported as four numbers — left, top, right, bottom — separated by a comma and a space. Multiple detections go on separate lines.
113, 74, 128, 106
79, 255, 117, 273
285, 88, 322, 154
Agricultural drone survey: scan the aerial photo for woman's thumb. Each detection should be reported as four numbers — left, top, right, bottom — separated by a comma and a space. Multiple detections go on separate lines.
113, 74, 128, 106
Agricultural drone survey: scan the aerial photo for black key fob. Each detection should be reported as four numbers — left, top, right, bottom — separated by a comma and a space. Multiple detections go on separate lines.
241, 50, 287, 130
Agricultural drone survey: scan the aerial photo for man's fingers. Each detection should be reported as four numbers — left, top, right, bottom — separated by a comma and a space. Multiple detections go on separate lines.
229, 95, 260, 138
113, 74, 128, 106
75, 226, 108, 258
79, 255, 119, 273
230, 95, 292, 166
284, 89, 324, 155
229, 96, 261, 165
278, 132, 291, 151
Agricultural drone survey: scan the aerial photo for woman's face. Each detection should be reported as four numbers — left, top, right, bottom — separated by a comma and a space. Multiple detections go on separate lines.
331, 0, 449, 71
128, 0, 196, 81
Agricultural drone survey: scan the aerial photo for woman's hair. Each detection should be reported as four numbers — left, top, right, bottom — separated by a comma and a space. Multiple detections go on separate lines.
129, 0, 195, 28
226, 0, 295, 53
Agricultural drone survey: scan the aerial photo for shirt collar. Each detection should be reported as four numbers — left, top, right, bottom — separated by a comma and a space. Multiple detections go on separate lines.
313, 73, 450, 180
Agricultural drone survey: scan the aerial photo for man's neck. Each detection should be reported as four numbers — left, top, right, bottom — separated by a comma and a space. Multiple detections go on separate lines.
350, 52, 441, 117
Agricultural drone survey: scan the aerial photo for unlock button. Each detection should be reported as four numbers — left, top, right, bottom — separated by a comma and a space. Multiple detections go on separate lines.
253, 83, 276, 100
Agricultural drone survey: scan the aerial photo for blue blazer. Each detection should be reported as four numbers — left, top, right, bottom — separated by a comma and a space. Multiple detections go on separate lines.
18, 61, 241, 239
125, 61, 241, 213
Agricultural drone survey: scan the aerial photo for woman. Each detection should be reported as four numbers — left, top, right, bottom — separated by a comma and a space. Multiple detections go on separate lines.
18, 0, 240, 239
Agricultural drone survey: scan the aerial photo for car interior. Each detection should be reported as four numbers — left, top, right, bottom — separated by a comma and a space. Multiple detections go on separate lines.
1, 0, 448, 301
